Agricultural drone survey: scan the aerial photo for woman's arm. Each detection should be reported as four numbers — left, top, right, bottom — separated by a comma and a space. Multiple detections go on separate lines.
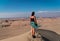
34, 16, 37, 24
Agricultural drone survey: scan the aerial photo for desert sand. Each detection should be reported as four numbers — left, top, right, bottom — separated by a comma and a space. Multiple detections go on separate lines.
0, 17, 60, 41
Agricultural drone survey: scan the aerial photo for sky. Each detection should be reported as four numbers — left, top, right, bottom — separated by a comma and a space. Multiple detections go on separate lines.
0, 0, 60, 18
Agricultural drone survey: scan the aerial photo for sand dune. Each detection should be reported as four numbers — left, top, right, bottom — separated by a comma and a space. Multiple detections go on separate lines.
0, 31, 31, 41
0, 17, 60, 41
0, 29, 60, 41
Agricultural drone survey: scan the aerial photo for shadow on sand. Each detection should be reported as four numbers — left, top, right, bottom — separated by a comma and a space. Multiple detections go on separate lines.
35, 29, 60, 41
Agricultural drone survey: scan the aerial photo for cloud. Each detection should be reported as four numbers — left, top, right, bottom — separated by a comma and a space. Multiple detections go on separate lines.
37, 11, 49, 13
37, 11, 60, 13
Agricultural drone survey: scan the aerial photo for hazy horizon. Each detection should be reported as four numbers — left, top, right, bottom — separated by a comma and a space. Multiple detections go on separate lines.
0, 11, 60, 18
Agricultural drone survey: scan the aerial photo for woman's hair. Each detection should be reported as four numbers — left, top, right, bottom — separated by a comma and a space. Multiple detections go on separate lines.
31, 11, 35, 16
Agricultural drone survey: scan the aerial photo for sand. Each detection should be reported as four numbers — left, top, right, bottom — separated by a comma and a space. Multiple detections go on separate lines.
0, 17, 60, 41
0, 31, 31, 41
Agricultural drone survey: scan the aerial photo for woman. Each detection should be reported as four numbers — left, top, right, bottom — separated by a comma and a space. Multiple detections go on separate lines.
30, 11, 38, 38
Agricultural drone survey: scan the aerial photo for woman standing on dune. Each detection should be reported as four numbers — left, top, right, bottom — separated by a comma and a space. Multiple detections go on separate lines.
30, 11, 38, 38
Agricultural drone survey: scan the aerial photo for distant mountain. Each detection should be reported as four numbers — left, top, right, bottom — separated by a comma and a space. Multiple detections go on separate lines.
36, 11, 60, 18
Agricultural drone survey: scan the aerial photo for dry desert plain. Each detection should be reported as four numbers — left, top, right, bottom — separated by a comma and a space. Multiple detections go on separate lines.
0, 17, 60, 41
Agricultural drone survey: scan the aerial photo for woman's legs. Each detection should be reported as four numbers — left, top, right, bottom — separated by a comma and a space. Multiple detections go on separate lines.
31, 28, 35, 36
31, 28, 36, 38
